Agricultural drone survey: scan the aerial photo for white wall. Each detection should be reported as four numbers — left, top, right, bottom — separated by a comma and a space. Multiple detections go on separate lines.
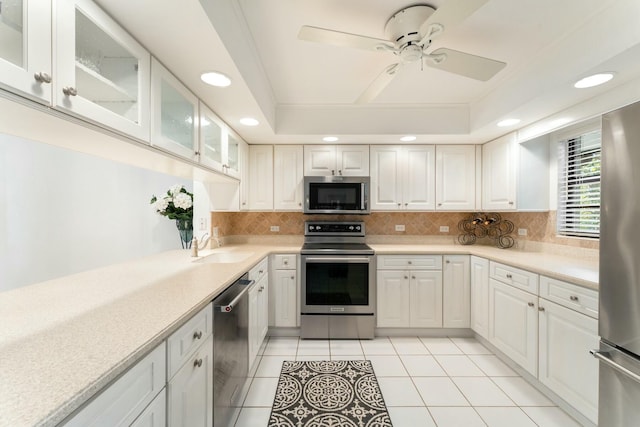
0, 133, 191, 292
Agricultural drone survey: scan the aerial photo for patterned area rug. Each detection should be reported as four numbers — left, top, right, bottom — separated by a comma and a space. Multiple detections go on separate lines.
268, 360, 393, 427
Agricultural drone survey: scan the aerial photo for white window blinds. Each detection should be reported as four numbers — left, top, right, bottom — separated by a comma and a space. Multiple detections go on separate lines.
557, 129, 601, 238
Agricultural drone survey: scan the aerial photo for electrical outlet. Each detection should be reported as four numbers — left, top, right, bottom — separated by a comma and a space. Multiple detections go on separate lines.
270, 225, 280, 232
199, 218, 207, 231
213, 227, 219, 238
395, 224, 405, 232
518, 228, 528, 236
439, 226, 450, 233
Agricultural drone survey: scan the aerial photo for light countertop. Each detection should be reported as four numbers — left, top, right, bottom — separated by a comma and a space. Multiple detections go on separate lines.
0, 242, 598, 427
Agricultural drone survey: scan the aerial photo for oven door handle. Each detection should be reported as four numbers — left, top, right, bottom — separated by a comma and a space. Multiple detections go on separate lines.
303, 257, 371, 263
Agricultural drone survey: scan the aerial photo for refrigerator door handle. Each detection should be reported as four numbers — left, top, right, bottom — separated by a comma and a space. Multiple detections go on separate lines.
591, 349, 640, 383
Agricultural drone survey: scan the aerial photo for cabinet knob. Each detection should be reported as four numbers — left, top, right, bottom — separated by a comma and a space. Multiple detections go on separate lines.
407, 261, 412, 265
446, 260, 450, 264
506, 274, 513, 279
62, 86, 78, 96
290, 276, 294, 280
242, 202, 246, 206
569, 295, 579, 301
194, 151, 200, 156
397, 203, 401, 207
33, 72, 51, 84
538, 306, 546, 312
259, 270, 264, 274
404, 276, 408, 279
404, 203, 408, 206
331, 170, 335, 175
193, 358, 203, 368
193, 330, 203, 340
528, 302, 535, 307
438, 203, 442, 207
283, 260, 288, 265
338, 170, 342, 175
508, 201, 514, 205
298, 203, 302, 207
411, 275, 416, 279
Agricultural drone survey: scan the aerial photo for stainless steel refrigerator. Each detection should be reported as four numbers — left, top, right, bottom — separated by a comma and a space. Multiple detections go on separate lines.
595, 99, 640, 426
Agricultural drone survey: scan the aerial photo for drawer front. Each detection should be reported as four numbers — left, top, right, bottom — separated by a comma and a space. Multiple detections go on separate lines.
273, 254, 296, 270
490, 261, 538, 294
377, 255, 443, 270
63, 342, 166, 427
249, 257, 269, 282
167, 304, 213, 379
539, 275, 598, 318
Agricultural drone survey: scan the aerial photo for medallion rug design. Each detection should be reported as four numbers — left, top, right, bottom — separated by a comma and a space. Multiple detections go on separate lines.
268, 360, 393, 427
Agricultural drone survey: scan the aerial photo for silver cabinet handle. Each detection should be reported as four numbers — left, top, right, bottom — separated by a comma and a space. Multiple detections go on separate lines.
508, 201, 514, 205
193, 358, 203, 368
407, 261, 412, 265
591, 350, 640, 383
259, 270, 264, 274
528, 302, 535, 307
538, 306, 545, 312
446, 260, 450, 264
34, 72, 51, 83
62, 86, 78, 96
290, 276, 294, 280
338, 170, 342, 175
570, 295, 579, 301
404, 203, 408, 206
506, 274, 513, 279
411, 275, 416, 279
404, 276, 408, 279
438, 203, 442, 206
331, 169, 335, 175
193, 330, 203, 340
283, 260, 288, 265
397, 203, 401, 207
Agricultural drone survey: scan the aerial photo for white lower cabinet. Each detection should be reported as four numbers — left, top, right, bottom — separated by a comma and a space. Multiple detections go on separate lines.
470, 256, 490, 339
538, 299, 599, 424
377, 257, 443, 328
271, 254, 298, 328
131, 389, 166, 427
488, 278, 538, 376
443, 255, 470, 328
167, 334, 213, 427
63, 343, 166, 426
249, 258, 269, 370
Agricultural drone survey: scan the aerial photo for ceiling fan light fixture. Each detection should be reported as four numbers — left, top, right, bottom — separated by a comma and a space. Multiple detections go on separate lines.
497, 118, 521, 127
574, 73, 614, 88
400, 135, 416, 142
323, 136, 339, 142
200, 71, 231, 87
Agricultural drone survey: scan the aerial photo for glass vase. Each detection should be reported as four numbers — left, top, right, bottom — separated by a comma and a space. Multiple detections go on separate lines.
175, 218, 193, 249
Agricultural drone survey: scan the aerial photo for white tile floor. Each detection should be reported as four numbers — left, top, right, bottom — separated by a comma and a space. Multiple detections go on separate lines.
233, 336, 585, 427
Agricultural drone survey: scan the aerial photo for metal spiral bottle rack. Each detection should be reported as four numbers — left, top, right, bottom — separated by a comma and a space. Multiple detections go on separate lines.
457, 212, 515, 249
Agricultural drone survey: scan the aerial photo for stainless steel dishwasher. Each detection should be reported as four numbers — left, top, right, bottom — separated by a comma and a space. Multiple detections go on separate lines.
213, 273, 254, 427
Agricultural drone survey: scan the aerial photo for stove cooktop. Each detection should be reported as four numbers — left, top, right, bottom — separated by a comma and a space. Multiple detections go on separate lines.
300, 242, 374, 255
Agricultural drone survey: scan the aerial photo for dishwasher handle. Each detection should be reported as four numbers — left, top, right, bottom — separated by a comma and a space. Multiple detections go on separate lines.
591, 349, 640, 383
215, 279, 255, 313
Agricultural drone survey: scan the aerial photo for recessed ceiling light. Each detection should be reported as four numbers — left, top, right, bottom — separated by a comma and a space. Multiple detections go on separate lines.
323, 136, 339, 142
497, 118, 521, 127
239, 117, 259, 126
200, 71, 231, 87
400, 135, 416, 142
574, 73, 614, 89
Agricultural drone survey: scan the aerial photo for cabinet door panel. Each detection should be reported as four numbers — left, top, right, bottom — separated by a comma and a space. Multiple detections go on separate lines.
443, 256, 470, 328
539, 300, 598, 423
272, 270, 298, 327
370, 146, 402, 210
377, 271, 410, 327
410, 271, 442, 327
0, 0, 51, 103
436, 145, 476, 210
482, 133, 517, 210
489, 279, 538, 375
274, 145, 304, 210
130, 389, 166, 427
248, 146, 273, 210
403, 145, 435, 210
470, 256, 490, 338
337, 145, 369, 176
303, 145, 335, 175
167, 335, 213, 427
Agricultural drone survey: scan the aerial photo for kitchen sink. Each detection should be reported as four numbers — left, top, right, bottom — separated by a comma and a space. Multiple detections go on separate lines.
195, 251, 254, 264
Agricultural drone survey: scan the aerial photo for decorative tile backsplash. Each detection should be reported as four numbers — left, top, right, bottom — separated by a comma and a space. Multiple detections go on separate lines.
210, 210, 599, 250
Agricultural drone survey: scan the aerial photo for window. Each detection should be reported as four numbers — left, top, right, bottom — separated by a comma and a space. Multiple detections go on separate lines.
557, 129, 601, 238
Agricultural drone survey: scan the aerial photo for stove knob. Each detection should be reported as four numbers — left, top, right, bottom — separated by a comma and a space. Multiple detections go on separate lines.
316, 225, 322, 230
349, 226, 354, 230
355, 226, 361, 231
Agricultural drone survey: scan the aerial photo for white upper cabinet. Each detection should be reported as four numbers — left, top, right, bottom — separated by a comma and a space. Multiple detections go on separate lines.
151, 57, 198, 160
370, 145, 435, 210
436, 145, 477, 211
249, 145, 273, 210
303, 145, 369, 176
0, 0, 51, 103
482, 133, 517, 210
199, 102, 242, 178
55, 0, 150, 140
274, 145, 304, 210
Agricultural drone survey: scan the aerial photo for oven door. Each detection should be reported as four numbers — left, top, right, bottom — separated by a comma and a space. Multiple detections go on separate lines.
301, 255, 375, 314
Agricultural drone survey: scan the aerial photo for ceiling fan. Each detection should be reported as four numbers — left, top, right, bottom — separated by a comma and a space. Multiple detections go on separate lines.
297, 0, 506, 103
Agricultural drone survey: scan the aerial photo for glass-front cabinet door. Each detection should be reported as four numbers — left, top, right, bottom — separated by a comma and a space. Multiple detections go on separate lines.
0, 0, 51, 103
226, 132, 241, 178
151, 57, 198, 160
55, 0, 150, 140
199, 102, 225, 170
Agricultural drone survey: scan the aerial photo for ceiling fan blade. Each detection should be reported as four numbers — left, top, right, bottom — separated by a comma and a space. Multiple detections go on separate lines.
426, 48, 505, 81
419, 0, 488, 44
298, 25, 395, 51
356, 63, 402, 104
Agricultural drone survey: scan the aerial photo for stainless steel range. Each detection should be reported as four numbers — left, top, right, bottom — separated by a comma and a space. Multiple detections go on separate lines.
300, 221, 375, 339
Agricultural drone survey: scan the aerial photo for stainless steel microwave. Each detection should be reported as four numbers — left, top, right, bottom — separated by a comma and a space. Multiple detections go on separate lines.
304, 176, 370, 214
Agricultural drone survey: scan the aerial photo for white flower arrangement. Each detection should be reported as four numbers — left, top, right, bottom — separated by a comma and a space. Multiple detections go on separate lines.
150, 185, 193, 221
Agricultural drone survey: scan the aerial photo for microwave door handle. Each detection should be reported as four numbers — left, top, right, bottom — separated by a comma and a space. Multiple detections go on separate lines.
361, 183, 365, 208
